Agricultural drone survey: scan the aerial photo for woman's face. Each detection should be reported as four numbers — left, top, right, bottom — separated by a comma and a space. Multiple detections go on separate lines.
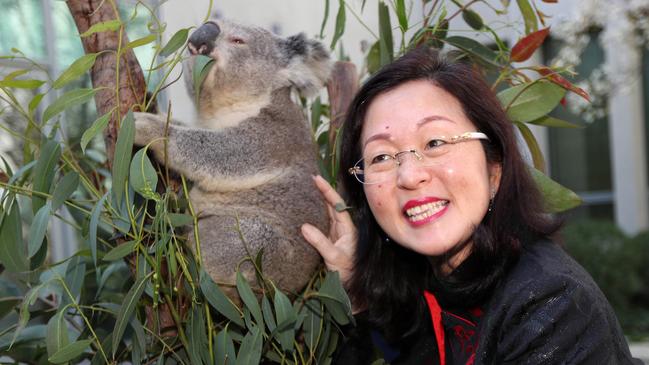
360, 80, 501, 269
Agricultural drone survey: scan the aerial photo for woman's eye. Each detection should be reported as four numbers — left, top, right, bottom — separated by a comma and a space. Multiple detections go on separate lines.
369, 154, 393, 165
425, 139, 446, 149
230, 37, 245, 44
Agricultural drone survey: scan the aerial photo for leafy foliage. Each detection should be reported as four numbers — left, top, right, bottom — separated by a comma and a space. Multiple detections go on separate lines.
0, 0, 595, 363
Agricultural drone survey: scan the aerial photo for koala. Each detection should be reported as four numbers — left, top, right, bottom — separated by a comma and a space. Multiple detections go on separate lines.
133, 19, 332, 297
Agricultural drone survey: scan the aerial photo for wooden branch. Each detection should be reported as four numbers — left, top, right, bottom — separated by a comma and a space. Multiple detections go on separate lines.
327, 61, 358, 145
67, 0, 147, 166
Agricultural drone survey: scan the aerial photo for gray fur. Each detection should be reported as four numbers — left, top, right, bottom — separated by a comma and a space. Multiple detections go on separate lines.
134, 19, 332, 297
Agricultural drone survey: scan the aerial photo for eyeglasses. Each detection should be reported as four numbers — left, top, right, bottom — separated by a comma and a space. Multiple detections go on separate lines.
348, 131, 489, 185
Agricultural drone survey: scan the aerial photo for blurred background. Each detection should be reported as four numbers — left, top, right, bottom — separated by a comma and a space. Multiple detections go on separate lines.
0, 0, 647, 358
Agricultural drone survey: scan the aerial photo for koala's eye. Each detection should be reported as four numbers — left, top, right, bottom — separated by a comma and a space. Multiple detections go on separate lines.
229, 37, 246, 45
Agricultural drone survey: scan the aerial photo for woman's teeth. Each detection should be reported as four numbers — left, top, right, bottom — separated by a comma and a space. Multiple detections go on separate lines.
406, 200, 449, 222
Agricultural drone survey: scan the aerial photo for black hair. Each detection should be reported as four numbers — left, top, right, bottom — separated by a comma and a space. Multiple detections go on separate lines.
340, 47, 561, 343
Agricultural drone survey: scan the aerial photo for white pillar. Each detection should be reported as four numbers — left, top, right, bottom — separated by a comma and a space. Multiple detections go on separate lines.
607, 43, 649, 235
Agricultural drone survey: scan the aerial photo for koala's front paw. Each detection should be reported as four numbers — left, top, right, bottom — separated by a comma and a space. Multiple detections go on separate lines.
133, 112, 166, 147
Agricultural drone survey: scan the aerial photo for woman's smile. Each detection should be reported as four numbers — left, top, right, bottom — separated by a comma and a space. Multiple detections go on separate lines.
402, 197, 449, 226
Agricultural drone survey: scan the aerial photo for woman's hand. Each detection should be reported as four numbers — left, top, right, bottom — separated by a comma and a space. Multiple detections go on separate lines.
301, 175, 357, 286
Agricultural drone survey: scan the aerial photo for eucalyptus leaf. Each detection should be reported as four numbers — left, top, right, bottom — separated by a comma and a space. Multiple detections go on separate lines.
167, 213, 193, 227
62, 256, 86, 307
528, 115, 582, 129
29, 93, 45, 116
497, 81, 565, 122
112, 111, 135, 200
32, 139, 61, 214
236, 272, 264, 331
378, 1, 393, 66
159, 28, 189, 57
215, 327, 237, 365
516, 0, 538, 34
0, 324, 47, 352
317, 271, 353, 325
274, 289, 297, 352
43, 88, 97, 123
112, 273, 151, 356
52, 172, 79, 210
462, 8, 484, 30
187, 306, 206, 365
319, 0, 330, 39
80, 20, 121, 37
445, 36, 501, 67
262, 296, 276, 332
129, 148, 158, 199
192, 55, 215, 102
123, 34, 157, 52
53, 53, 99, 89
235, 325, 263, 365
330, 0, 346, 50
88, 192, 109, 268
0, 79, 45, 89
514, 121, 545, 172
48, 339, 92, 364
0, 198, 29, 272
102, 241, 136, 261
395, 0, 408, 32
200, 270, 245, 327
80, 111, 111, 153
28, 203, 50, 258
46, 309, 70, 358
530, 167, 582, 213
302, 300, 323, 353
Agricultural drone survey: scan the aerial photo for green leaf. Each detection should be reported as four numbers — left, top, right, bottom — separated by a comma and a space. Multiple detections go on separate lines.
330, 0, 346, 50
0, 198, 28, 272
497, 81, 565, 122
46, 309, 70, 358
317, 271, 353, 325
516, 0, 538, 34
32, 139, 61, 214
302, 299, 323, 354
235, 325, 263, 365
112, 111, 135, 200
112, 273, 151, 356
43, 88, 97, 123
319, 0, 330, 39
88, 192, 109, 268
81, 111, 111, 153
167, 213, 193, 227
530, 167, 582, 213
62, 256, 86, 307
274, 289, 297, 352
29, 93, 45, 116
366, 41, 381, 74
160, 28, 189, 57
236, 272, 264, 331
129, 148, 158, 199
122, 34, 157, 52
28, 203, 50, 258
462, 8, 484, 30
395, 0, 408, 32
53, 53, 99, 89
80, 20, 121, 37
48, 339, 92, 364
192, 55, 215, 102
102, 241, 136, 261
215, 327, 237, 365
186, 306, 206, 365
0, 79, 45, 89
199, 270, 245, 327
0, 324, 47, 352
444, 36, 501, 67
528, 115, 582, 129
52, 172, 79, 211
262, 296, 276, 332
514, 121, 545, 172
378, 1, 393, 66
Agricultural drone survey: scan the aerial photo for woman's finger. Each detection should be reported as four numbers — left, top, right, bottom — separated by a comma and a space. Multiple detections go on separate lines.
301, 223, 335, 261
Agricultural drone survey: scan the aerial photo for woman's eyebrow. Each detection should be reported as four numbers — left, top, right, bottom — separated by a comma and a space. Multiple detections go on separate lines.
363, 133, 391, 149
417, 115, 456, 128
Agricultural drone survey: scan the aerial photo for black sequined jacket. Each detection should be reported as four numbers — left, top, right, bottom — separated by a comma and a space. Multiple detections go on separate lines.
334, 241, 642, 364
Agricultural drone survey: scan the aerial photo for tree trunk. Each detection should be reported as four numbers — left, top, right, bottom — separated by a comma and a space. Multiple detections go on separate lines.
66, 0, 147, 166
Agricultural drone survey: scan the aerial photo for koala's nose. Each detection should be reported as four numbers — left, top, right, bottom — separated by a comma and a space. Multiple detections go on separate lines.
188, 21, 220, 55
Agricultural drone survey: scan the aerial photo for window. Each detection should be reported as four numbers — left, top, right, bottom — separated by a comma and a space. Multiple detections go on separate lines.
543, 33, 614, 221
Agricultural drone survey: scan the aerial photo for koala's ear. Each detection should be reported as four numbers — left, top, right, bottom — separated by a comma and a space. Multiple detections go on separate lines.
279, 33, 333, 97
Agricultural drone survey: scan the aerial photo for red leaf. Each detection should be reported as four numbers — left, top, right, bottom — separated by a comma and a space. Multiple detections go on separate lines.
542, 0, 558, 3
510, 27, 550, 62
560, 97, 567, 106
535, 66, 591, 102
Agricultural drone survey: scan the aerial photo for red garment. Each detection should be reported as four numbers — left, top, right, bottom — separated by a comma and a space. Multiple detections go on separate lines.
425, 291, 482, 365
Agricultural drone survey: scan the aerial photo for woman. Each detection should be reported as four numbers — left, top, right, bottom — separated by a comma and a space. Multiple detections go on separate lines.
300, 47, 640, 364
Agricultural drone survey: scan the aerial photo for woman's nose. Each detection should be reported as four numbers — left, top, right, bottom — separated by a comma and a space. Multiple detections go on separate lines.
395, 158, 431, 189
